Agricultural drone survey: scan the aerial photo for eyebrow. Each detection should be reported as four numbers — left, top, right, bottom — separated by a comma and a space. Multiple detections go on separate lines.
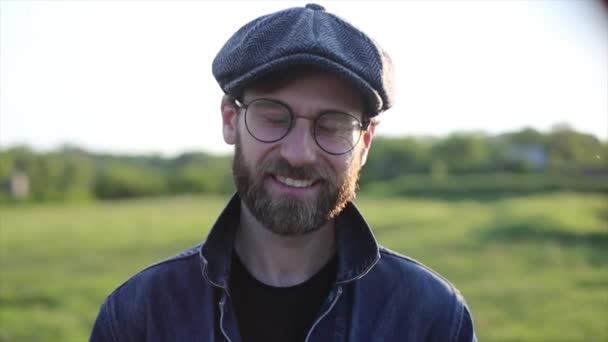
242, 96, 363, 118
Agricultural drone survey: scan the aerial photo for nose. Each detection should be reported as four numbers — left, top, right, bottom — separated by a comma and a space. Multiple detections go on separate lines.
279, 118, 317, 167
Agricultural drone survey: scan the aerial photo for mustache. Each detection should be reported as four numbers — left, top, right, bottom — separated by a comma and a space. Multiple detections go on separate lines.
257, 157, 331, 181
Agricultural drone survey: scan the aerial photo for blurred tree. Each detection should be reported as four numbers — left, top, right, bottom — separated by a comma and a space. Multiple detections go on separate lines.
546, 124, 605, 171
169, 153, 233, 194
2, 126, 605, 203
431, 133, 490, 173
94, 162, 167, 199
361, 137, 430, 184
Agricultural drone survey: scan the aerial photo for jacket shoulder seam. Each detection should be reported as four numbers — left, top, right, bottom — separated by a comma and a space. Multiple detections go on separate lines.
105, 298, 120, 342
379, 246, 462, 296
380, 246, 468, 341
106, 243, 203, 298
451, 298, 465, 342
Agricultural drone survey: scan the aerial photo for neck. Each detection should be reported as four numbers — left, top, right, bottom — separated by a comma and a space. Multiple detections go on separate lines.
234, 201, 337, 287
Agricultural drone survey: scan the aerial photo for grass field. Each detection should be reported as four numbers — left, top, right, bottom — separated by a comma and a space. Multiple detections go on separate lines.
1, 192, 606, 341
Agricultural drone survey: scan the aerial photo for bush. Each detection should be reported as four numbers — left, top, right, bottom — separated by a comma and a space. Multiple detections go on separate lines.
94, 163, 168, 199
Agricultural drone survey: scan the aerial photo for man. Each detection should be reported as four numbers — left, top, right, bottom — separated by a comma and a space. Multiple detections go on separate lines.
91, 4, 476, 341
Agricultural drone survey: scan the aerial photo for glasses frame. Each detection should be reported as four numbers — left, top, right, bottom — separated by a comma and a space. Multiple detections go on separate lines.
234, 98, 370, 155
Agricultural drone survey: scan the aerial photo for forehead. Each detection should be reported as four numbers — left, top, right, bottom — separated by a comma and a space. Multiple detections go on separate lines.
243, 71, 365, 117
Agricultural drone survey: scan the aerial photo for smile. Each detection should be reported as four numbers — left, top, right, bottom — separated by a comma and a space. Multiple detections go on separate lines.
274, 175, 315, 188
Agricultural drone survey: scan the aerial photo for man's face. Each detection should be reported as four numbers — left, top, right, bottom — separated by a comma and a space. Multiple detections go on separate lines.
221, 72, 375, 236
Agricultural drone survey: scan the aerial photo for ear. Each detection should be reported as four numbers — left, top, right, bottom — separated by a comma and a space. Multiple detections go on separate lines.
358, 122, 376, 166
221, 94, 239, 145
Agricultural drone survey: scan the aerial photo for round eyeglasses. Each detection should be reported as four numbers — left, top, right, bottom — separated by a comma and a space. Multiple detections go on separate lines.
234, 98, 370, 155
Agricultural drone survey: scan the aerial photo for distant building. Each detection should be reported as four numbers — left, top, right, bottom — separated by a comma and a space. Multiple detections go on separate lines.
507, 144, 548, 170
9, 171, 30, 199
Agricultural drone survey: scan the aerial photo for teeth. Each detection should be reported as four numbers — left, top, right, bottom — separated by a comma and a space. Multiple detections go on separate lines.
276, 176, 314, 188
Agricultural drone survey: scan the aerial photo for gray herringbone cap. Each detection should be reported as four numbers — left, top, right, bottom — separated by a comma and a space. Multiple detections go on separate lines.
212, 3, 394, 116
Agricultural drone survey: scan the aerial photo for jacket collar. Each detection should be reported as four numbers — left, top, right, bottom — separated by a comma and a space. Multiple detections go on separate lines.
199, 193, 380, 288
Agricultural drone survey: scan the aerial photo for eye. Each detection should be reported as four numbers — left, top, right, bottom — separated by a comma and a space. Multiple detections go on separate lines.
262, 113, 290, 125
316, 113, 359, 135
249, 100, 291, 126
317, 123, 338, 133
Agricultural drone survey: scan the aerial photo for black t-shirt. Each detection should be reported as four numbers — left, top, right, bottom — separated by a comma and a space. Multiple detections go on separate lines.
229, 252, 337, 342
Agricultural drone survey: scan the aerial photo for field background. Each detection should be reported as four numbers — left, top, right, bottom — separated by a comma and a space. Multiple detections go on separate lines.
1, 192, 607, 341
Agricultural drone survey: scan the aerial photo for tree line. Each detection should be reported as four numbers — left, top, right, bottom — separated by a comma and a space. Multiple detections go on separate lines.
1, 125, 606, 203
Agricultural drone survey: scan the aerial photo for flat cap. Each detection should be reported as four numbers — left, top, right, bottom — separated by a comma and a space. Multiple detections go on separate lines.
212, 3, 394, 116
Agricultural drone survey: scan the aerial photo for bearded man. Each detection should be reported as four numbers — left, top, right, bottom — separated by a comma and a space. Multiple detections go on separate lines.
91, 4, 476, 342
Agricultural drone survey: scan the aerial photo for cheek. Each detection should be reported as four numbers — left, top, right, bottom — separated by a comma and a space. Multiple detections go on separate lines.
323, 155, 353, 181
236, 128, 274, 169
341, 149, 365, 175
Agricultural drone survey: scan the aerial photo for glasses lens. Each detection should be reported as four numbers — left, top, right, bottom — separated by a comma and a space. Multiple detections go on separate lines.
245, 100, 292, 142
315, 112, 362, 154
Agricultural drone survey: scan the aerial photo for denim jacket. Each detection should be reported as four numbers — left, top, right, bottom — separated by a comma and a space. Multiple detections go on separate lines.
90, 195, 477, 341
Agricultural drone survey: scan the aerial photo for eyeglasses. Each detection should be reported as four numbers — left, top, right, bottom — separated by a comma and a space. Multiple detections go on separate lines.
234, 98, 370, 155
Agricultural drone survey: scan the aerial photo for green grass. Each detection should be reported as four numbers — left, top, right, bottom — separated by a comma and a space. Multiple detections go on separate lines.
1, 193, 606, 341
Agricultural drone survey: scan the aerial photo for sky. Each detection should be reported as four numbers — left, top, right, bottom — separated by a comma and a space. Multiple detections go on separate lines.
1, 0, 606, 156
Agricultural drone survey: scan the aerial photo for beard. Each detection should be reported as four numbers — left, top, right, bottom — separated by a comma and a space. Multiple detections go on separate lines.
232, 136, 362, 237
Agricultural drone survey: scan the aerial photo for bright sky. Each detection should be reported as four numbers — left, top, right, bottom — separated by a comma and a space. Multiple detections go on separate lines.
1, 0, 606, 156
